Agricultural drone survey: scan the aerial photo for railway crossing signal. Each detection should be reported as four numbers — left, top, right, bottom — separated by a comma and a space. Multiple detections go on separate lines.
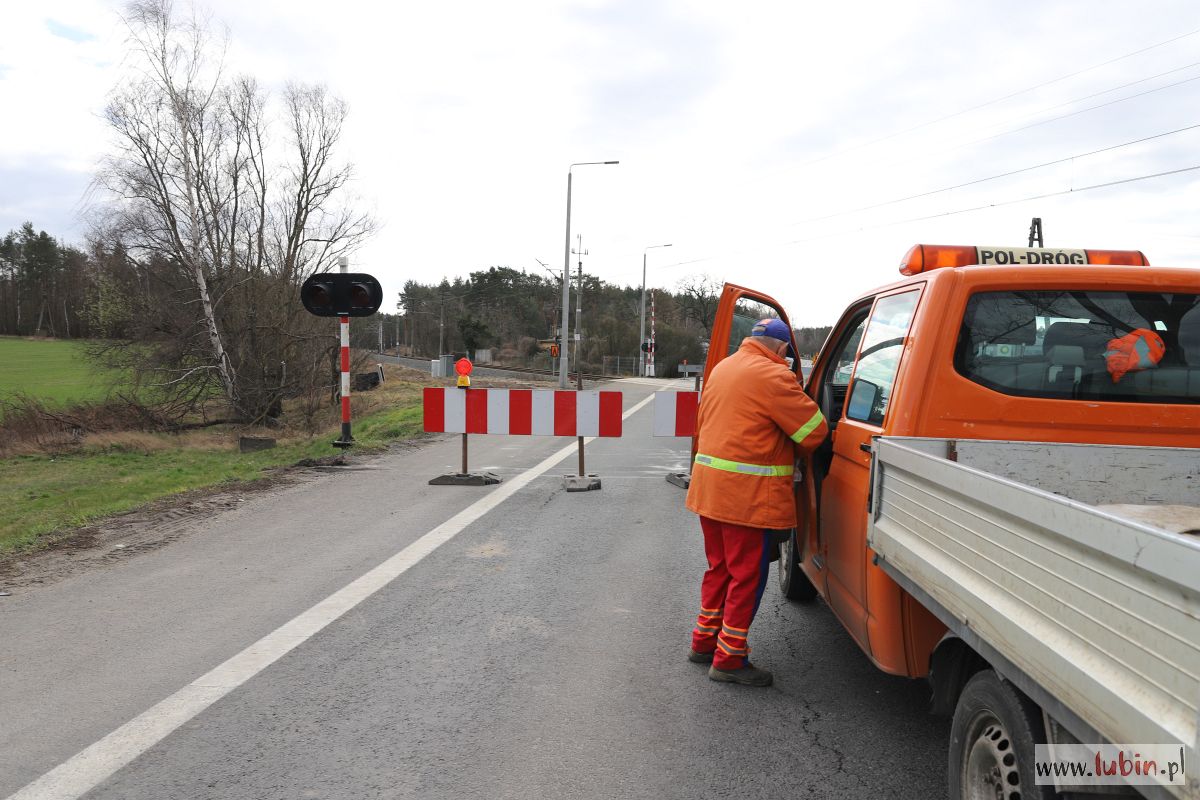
299, 270, 383, 451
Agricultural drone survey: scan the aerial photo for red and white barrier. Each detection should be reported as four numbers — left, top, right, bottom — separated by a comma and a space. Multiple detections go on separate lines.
653, 391, 699, 437
423, 388, 623, 437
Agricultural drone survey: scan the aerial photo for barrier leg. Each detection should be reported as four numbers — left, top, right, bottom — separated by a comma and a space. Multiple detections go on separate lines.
563, 435, 601, 492
666, 452, 691, 489
429, 433, 501, 486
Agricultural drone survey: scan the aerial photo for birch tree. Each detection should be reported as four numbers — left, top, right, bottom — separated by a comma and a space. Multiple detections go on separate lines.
94, 0, 374, 422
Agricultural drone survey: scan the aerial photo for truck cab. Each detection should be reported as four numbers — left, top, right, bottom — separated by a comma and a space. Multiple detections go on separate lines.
704, 244, 1200, 798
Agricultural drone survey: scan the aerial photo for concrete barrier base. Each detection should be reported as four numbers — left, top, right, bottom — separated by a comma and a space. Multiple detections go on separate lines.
429, 472, 502, 486
562, 474, 602, 492
666, 472, 691, 489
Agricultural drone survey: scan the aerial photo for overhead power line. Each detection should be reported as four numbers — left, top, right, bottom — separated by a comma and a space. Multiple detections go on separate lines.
833, 62, 1200, 184
791, 163, 1200, 243
637, 162, 1200, 275
1001, 60, 1200, 123
790, 122, 1200, 226
958, 72, 1200, 151
796, 27, 1200, 169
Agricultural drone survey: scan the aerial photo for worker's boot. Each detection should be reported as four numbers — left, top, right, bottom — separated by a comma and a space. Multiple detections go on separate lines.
687, 648, 714, 664
708, 662, 773, 687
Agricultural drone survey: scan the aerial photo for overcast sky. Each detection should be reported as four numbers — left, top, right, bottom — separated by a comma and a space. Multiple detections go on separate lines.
3, 0, 1199, 326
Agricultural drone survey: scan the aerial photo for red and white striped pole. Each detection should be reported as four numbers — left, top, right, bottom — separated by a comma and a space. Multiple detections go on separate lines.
649, 290, 657, 377
336, 313, 353, 447
335, 257, 354, 448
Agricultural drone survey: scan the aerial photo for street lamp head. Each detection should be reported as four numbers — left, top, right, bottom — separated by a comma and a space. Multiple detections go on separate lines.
571, 160, 621, 169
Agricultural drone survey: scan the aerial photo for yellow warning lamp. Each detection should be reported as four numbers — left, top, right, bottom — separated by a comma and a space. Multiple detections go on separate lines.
455, 357, 473, 389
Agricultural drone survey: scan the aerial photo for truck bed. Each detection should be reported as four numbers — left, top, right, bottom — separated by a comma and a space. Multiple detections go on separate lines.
867, 437, 1200, 800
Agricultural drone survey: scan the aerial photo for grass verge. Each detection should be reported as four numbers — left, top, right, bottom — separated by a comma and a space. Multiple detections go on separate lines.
0, 376, 427, 554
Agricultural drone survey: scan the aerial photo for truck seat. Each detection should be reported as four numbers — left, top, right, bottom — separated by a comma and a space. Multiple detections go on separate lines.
1044, 345, 1085, 394
1042, 321, 1111, 365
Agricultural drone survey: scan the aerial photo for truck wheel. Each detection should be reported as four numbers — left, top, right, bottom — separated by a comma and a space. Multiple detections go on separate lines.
777, 528, 818, 602
949, 670, 1055, 800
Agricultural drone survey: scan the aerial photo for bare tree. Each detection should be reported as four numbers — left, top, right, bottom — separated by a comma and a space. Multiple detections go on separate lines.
677, 274, 723, 337
92, 0, 374, 422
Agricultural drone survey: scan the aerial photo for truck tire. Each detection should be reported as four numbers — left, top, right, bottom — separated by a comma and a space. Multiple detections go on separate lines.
777, 527, 818, 602
949, 670, 1056, 800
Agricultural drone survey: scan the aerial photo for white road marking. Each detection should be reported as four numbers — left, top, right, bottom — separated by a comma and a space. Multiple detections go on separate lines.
6, 393, 657, 800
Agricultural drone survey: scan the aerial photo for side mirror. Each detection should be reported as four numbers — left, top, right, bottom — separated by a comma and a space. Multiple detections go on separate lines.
846, 377, 881, 423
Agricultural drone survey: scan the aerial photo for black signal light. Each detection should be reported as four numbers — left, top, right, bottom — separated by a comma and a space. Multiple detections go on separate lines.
300, 273, 383, 317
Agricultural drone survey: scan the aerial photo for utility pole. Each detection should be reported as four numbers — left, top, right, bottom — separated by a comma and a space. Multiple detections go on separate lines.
560, 160, 619, 387
438, 294, 445, 356
572, 235, 587, 390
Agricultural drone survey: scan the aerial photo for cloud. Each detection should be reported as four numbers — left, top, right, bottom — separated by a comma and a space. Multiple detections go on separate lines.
3, 0, 1200, 327
566, 0, 723, 141
0, 159, 92, 240
46, 18, 97, 43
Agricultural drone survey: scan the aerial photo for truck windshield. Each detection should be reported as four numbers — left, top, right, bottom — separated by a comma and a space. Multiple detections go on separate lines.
955, 290, 1200, 404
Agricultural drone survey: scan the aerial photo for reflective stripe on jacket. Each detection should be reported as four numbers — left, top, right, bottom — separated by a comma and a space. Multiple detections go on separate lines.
685, 337, 828, 529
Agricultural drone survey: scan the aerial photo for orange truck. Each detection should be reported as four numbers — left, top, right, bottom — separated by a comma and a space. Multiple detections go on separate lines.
704, 244, 1200, 800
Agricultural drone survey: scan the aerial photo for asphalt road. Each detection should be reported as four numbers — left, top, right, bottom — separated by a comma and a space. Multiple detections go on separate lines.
0, 378, 946, 799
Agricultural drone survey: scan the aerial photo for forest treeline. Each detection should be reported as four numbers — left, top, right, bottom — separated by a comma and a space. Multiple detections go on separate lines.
1, 224, 832, 380
399, 268, 714, 375
397, 268, 830, 374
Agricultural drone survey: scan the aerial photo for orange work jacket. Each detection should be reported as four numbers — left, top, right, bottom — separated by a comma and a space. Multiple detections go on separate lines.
685, 337, 828, 529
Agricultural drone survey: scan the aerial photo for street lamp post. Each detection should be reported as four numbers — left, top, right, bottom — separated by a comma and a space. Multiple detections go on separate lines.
560, 160, 618, 388
639, 243, 672, 377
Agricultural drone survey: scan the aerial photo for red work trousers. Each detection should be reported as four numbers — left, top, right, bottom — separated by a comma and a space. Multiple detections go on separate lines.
691, 515, 773, 671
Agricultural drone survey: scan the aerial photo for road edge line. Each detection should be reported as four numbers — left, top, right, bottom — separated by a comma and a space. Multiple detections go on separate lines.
6, 392, 657, 800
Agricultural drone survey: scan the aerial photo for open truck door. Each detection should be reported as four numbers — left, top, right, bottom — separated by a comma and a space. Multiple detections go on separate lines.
705, 283, 823, 601
704, 284, 798, 383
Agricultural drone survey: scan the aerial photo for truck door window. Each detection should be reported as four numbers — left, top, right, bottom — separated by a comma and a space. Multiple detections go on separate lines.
831, 326, 864, 387
817, 308, 870, 428
724, 298, 781, 355
845, 290, 921, 427
956, 290, 1200, 404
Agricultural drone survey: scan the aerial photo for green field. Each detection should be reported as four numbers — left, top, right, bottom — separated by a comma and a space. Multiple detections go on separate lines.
0, 337, 124, 406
